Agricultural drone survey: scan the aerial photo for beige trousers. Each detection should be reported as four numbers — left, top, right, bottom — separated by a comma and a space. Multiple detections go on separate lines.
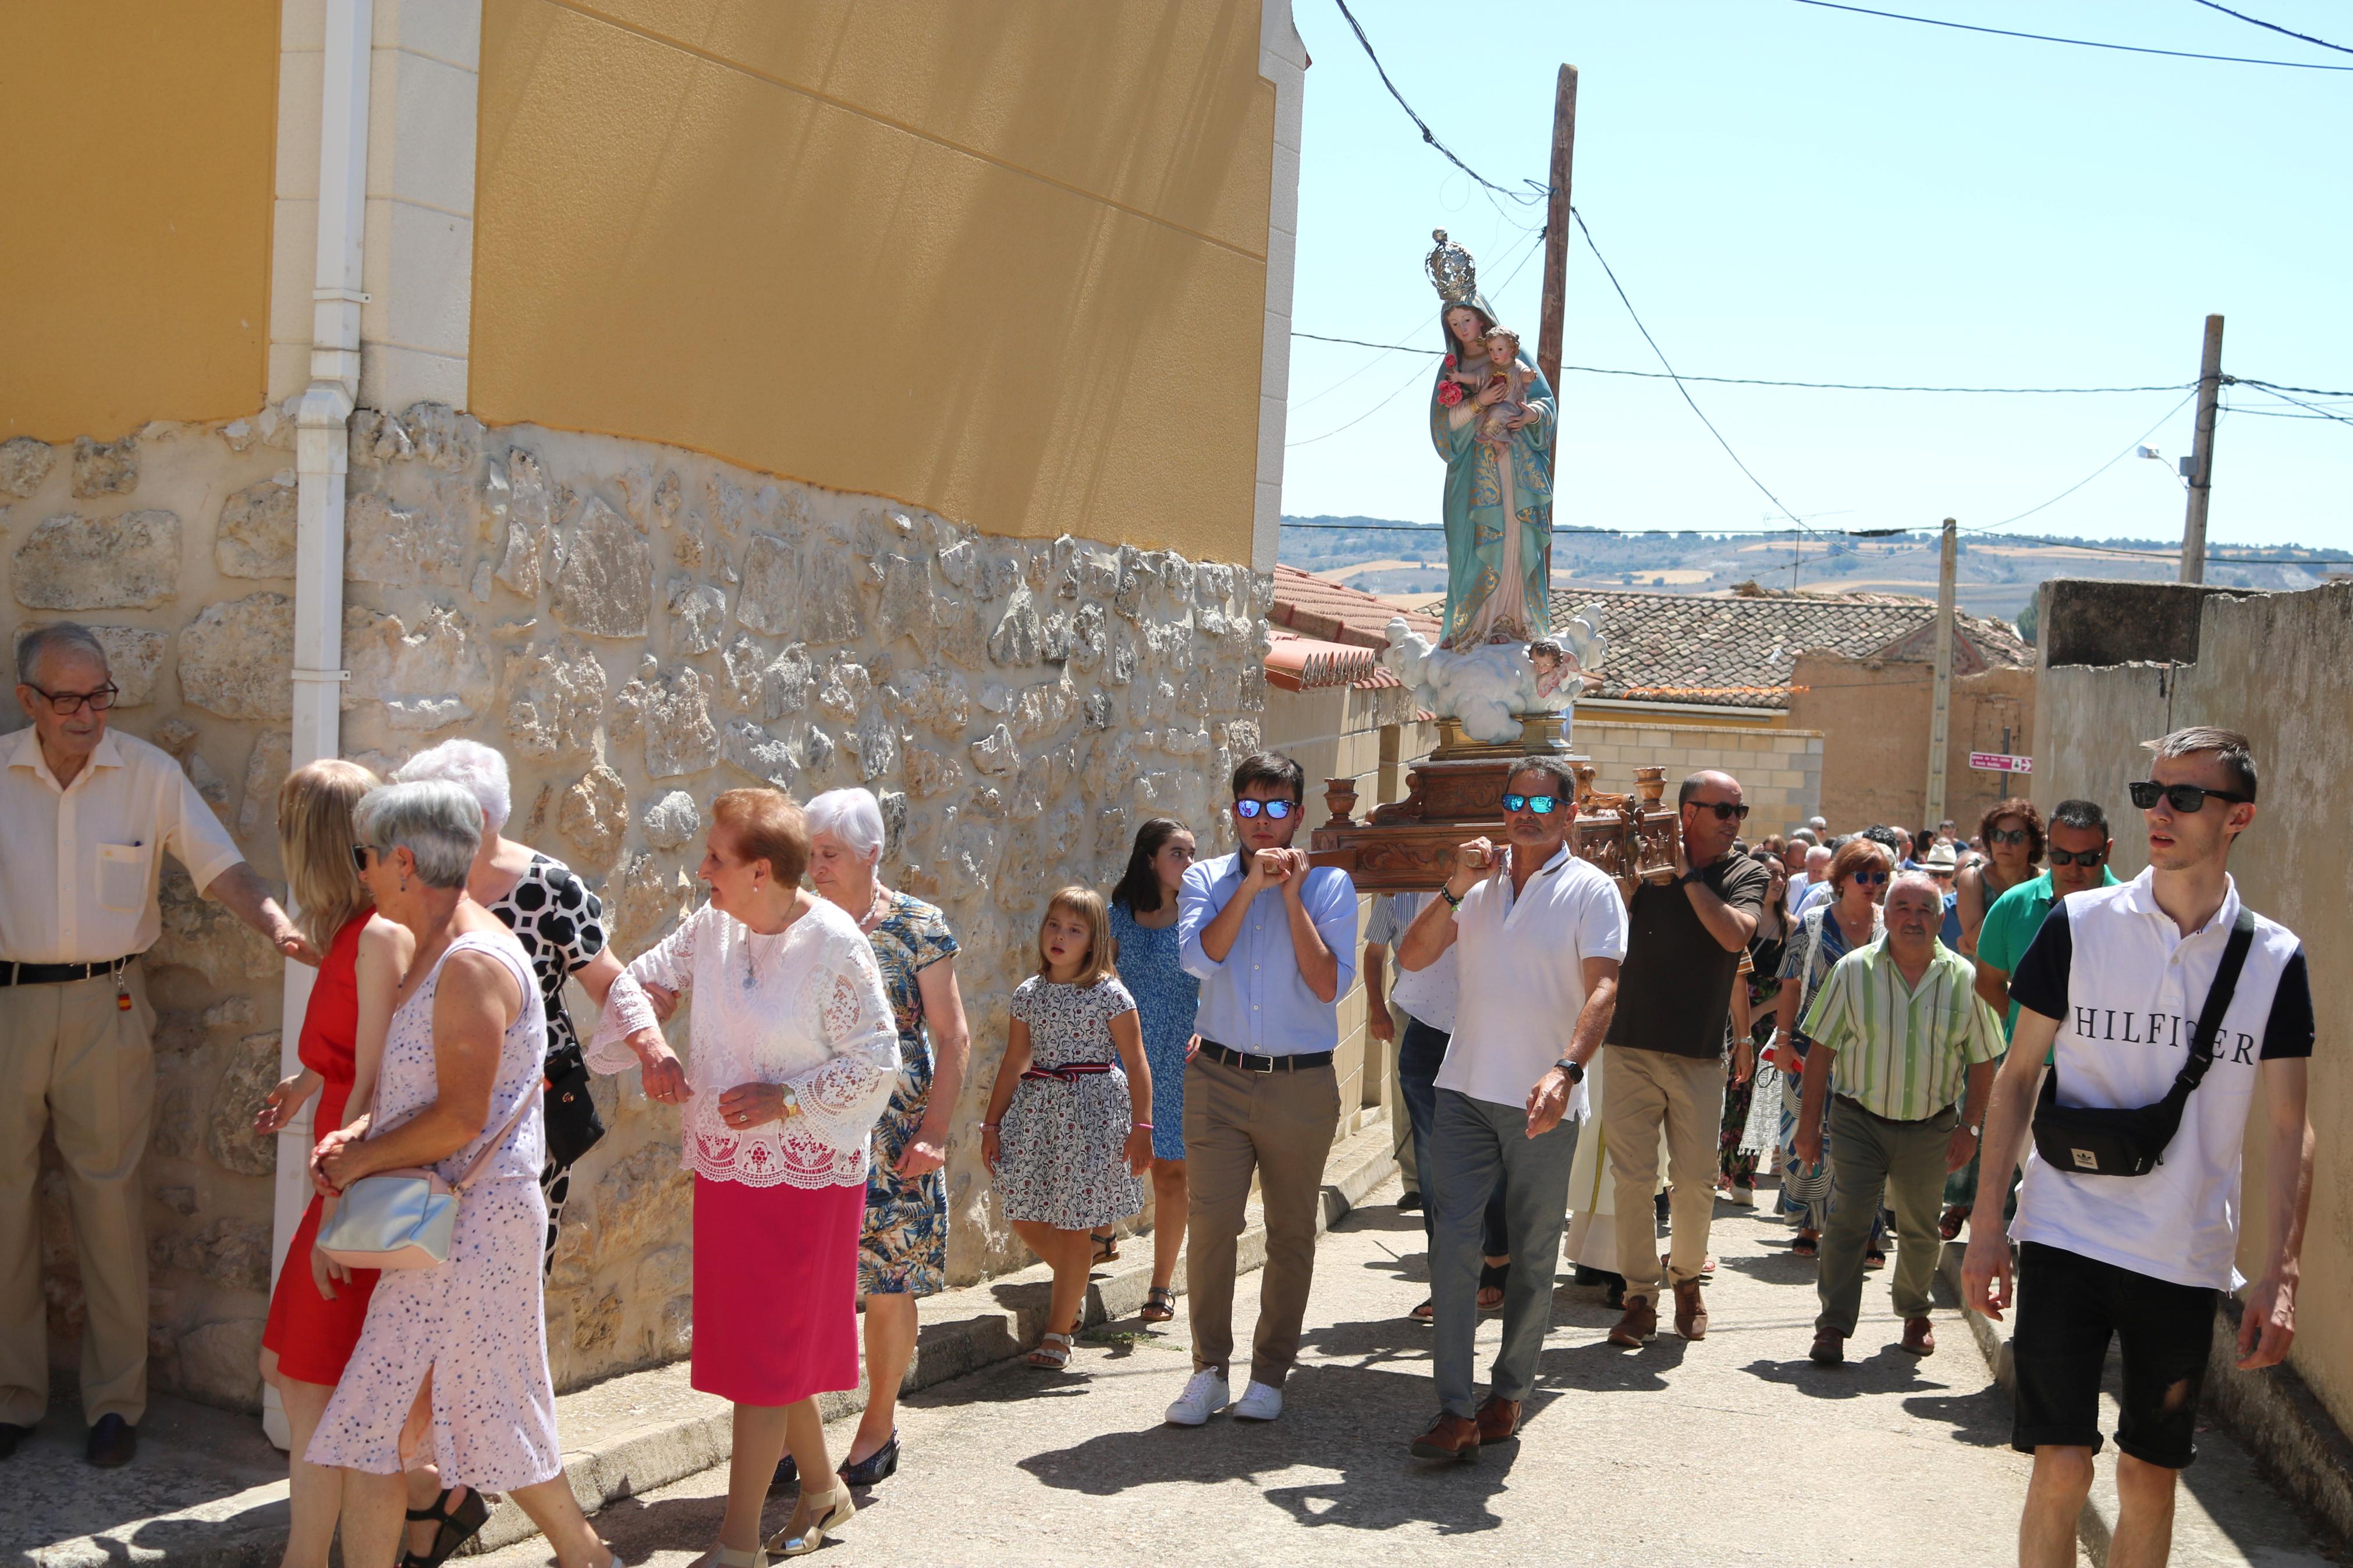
1183, 1053, 1340, 1389
1603, 1043, 1725, 1307
0, 965, 156, 1427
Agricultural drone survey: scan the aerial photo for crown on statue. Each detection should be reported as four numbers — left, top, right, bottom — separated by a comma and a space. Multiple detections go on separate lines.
1425, 229, 1477, 304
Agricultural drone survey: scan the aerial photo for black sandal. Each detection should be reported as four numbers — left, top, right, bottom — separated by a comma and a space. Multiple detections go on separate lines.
1091, 1231, 1120, 1265
402, 1487, 489, 1568
1478, 1260, 1510, 1310
1140, 1285, 1176, 1323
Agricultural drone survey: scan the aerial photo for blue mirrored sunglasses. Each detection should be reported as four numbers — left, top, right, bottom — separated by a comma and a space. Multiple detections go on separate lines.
1234, 799, 1295, 820
1500, 793, 1560, 815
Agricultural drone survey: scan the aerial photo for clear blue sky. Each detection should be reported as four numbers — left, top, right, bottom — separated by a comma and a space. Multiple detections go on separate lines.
1278, 0, 2353, 553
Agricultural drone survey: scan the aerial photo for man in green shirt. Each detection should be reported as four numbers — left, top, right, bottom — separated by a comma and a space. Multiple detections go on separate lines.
1797, 873, 2003, 1366
1974, 798, 2121, 1038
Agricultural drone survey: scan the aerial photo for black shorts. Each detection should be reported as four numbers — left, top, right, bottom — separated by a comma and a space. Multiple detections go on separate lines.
2010, 1241, 2217, 1469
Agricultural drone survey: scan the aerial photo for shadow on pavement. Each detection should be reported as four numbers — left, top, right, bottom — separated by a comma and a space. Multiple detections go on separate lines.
1900, 1388, 2014, 1449
1739, 1345, 1949, 1401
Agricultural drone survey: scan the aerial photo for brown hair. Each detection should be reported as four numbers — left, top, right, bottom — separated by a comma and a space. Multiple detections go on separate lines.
280, 759, 381, 950
711, 788, 811, 886
1978, 797, 2046, 863
2145, 726, 2258, 802
1483, 325, 1521, 353
1827, 836, 1893, 894
1037, 885, 1117, 989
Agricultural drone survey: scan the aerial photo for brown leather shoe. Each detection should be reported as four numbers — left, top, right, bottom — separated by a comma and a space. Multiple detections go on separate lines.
1473, 1395, 1521, 1442
1673, 1278, 1709, 1341
1410, 1411, 1481, 1461
1901, 1315, 1937, 1356
1809, 1327, 1846, 1366
1607, 1295, 1658, 1347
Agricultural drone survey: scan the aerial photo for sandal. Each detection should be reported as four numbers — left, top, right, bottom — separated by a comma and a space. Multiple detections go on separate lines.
1478, 1260, 1509, 1311
1140, 1286, 1176, 1324
1939, 1204, 1971, 1241
1026, 1330, 1075, 1369
766, 1482, 854, 1558
1792, 1233, 1819, 1258
1090, 1231, 1120, 1264
402, 1487, 489, 1568
1864, 1250, 1887, 1271
1410, 1297, 1435, 1323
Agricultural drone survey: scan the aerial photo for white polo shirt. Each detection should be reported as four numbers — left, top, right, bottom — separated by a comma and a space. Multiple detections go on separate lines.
1435, 842, 1627, 1111
2009, 870, 2314, 1290
0, 726, 246, 963
1377, 891, 1459, 1034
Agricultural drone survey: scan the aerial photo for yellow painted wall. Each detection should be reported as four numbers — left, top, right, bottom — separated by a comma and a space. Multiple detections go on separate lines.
471, 0, 1275, 564
0, 1, 278, 439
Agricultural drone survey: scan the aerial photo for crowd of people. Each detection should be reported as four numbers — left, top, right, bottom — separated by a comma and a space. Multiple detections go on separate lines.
0, 618, 2316, 1568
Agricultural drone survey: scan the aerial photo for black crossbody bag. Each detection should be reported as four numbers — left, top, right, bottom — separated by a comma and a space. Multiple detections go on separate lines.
2031, 908, 2254, 1178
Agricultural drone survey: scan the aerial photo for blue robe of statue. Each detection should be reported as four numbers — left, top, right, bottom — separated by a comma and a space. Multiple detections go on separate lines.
1429, 327, 1557, 650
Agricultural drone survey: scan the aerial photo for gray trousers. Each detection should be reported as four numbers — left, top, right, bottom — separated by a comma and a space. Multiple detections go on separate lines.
1429, 1087, 1581, 1418
1817, 1097, 1953, 1336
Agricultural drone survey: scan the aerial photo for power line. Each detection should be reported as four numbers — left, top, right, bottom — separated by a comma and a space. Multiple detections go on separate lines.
2189, 0, 2353, 56
2234, 380, 2353, 427
1973, 391, 2201, 530
2230, 377, 2353, 400
1788, 0, 2353, 69
1329, 0, 1549, 209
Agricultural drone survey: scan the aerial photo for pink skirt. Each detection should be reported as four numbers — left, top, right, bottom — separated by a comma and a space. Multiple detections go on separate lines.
691, 1174, 864, 1406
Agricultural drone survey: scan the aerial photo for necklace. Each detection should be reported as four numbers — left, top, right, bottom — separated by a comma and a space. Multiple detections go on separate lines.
859, 885, 892, 934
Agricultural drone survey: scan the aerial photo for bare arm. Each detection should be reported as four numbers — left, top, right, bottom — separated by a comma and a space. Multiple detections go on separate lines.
340, 915, 414, 1129
1729, 972, 1755, 1085
1955, 866, 1988, 958
2238, 1057, 2314, 1370
1974, 960, 2012, 1020
978, 1017, 1034, 1175
1960, 1007, 2060, 1318
900, 957, 972, 1178
1948, 1057, 1997, 1173
1794, 1040, 1836, 1167
1684, 873, 1759, 953
1363, 941, 1393, 1042
204, 860, 316, 966
319, 948, 517, 1187
1112, 1008, 1154, 1175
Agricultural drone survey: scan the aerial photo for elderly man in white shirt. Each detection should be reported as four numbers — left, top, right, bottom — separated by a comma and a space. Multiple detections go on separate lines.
1395, 755, 1627, 1462
0, 624, 307, 1469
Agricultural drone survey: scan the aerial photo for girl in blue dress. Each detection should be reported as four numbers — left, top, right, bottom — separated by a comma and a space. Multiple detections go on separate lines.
1106, 818, 1199, 1324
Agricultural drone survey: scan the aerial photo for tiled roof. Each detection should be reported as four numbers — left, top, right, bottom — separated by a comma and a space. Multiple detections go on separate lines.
1530, 586, 2033, 710
1265, 632, 1393, 692
1270, 563, 1440, 651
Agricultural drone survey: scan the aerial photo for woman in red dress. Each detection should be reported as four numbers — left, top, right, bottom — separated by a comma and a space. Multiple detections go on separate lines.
253, 760, 414, 1568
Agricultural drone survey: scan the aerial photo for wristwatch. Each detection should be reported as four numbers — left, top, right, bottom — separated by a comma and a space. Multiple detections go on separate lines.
1553, 1057, 1585, 1085
1964, 1122, 1981, 1137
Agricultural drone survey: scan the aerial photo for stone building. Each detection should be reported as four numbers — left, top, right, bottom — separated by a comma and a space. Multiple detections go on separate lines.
0, 1, 1308, 1414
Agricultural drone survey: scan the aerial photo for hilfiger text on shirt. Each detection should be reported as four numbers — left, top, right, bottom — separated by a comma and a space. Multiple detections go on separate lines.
2070, 1005, 2256, 1065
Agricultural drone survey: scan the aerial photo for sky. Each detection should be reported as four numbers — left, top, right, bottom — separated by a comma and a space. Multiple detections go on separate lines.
1276, 0, 2353, 556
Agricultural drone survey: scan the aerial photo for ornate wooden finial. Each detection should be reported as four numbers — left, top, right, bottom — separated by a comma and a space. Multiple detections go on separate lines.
1322, 777, 1360, 829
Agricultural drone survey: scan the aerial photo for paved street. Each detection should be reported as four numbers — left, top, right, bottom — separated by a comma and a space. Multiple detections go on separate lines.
481, 1175, 2052, 1567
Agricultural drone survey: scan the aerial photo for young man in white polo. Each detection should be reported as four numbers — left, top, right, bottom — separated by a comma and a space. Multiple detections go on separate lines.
1964, 728, 2315, 1568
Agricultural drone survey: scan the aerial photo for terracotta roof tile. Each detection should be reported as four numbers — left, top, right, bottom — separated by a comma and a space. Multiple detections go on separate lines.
1270, 563, 1440, 651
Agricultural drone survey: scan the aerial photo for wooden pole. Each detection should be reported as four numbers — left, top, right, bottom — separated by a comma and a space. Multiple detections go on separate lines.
2180, 313, 2224, 584
1536, 62, 1577, 479
1925, 518, 1957, 825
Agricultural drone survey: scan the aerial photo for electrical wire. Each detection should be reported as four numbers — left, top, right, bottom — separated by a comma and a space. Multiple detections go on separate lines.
2234, 380, 2353, 427
2189, 0, 2353, 56
1328, 0, 1550, 210
1287, 228, 1545, 414
2231, 377, 2353, 399
1787, 0, 2353, 69
1967, 392, 2202, 531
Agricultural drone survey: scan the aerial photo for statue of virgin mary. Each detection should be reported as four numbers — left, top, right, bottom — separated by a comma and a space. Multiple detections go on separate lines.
1425, 231, 1557, 651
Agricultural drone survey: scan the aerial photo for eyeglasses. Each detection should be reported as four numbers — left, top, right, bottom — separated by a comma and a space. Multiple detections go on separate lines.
2047, 847, 2108, 867
23, 681, 118, 715
1686, 799, 1749, 822
350, 844, 377, 872
1500, 792, 1560, 815
1234, 799, 1296, 820
2128, 780, 2251, 814
1986, 827, 2029, 845
1927, 867, 1955, 878
1850, 869, 1889, 886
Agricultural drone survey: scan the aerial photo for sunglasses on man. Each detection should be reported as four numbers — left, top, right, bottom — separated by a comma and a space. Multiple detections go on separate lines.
1501, 792, 1561, 815
1686, 799, 1749, 822
2046, 846, 2107, 867
1234, 799, 1295, 820
2127, 780, 2251, 814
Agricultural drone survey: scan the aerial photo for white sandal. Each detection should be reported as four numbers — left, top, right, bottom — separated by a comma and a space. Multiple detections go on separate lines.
1027, 1330, 1075, 1370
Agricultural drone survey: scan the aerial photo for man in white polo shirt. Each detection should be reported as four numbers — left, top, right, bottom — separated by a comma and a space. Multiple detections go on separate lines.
1964, 727, 2315, 1568
1, 624, 310, 1469
1394, 755, 1626, 1461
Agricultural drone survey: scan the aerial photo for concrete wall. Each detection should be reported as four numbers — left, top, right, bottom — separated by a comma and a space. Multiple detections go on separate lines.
468, 0, 1278, 562
2032, 580, 2353, 1434
1787, 652, 2036, 834
1576, 716, 1824, 838
4, 404, 1272, 1410
0, 2, 279, 437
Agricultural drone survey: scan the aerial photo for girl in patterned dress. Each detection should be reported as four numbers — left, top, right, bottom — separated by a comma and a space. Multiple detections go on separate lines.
981, 887, 1154, 1370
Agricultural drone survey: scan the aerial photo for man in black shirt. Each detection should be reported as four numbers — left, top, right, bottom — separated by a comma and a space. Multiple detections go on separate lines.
1602, 770, 1771, 1346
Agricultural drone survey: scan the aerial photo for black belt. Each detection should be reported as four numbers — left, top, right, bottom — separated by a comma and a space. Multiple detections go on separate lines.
0, 958, 132, 986
1833, 1093, 1951, 1128
1021, 1063, 1115, 1084
1198, 1040, 1334, 1074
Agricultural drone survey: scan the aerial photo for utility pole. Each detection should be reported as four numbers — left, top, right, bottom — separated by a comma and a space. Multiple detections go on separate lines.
1536, 63, 1577, 484
1925, 517, 1957, 827
2180, 313, 2224, 584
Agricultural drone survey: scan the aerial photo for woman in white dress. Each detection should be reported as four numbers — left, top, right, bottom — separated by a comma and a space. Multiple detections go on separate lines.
308, 780, 616, 1568
592, 788, 897, 1562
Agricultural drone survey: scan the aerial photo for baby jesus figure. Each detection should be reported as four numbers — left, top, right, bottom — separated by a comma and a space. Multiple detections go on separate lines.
1474, 325, 1532, 454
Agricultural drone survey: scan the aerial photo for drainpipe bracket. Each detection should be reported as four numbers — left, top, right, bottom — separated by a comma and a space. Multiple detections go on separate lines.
290, 669, 352, 684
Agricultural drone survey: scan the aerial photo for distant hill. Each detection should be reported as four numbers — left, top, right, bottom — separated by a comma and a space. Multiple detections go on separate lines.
1279, 515, 2341, 629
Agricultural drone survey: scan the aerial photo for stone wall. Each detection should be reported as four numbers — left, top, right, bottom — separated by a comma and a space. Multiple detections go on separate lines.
2, 401, 1271, 1408
1786, 653, 2036, 834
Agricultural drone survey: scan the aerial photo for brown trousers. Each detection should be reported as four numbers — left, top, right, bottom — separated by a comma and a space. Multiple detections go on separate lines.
1182, 1053, 1340, 1389
0, 965, 157, 1427
1603, 1043, 1726, 1307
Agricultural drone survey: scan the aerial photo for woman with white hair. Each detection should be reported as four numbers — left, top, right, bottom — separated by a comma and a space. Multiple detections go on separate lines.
770, 787, 970, 1489
394, 741, 687, 1277
307, 781, 617, 1568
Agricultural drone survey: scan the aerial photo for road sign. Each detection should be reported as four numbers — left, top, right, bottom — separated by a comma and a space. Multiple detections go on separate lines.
1969, 752, 2032, 774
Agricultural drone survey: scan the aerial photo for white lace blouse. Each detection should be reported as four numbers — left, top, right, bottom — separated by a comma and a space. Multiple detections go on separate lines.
588, 898, 899, 1189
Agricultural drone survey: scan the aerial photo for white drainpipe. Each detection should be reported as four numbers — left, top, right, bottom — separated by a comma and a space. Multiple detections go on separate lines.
265, 0, 372, 1448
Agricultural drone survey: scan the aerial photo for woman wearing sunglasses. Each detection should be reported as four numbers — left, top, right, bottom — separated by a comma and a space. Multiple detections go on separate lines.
1955, 798, 2043, 962
1769, 838, 1894, 1262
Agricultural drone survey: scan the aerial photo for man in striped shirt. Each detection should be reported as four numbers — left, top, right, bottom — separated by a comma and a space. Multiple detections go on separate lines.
1796, 872, 2003, 1365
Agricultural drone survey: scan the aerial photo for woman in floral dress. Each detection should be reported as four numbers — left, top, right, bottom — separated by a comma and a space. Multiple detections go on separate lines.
1106, 817, 1198, 1324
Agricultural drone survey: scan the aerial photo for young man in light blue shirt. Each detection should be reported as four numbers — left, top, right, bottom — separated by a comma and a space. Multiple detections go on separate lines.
1163, 752, 1357, 1428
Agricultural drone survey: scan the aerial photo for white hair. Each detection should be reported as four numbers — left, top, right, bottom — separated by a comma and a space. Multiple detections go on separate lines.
357, 780, 484, 889
1887, 869, 1944, 906
804, 787, 885, 864
1805, 844, 1833, 870
394, 739, 512, 833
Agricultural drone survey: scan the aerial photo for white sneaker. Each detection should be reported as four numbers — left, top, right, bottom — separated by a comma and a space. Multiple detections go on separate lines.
1165, 1368, 1230, 1427
1232, 1379, 1283, 1422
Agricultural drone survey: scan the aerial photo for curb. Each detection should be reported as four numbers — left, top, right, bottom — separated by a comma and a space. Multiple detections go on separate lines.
34, 1116, 1399, 1568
